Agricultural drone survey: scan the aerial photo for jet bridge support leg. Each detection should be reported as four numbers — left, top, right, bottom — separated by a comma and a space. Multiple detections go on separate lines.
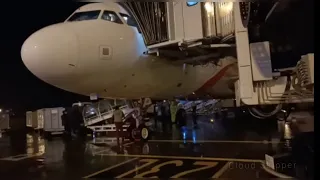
233, 3, 257, 106
232, 3, 314, 119
233, 3, 314, 109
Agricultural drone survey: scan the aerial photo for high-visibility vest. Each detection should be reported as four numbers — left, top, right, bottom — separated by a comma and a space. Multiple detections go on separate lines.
170, 104, 178, 123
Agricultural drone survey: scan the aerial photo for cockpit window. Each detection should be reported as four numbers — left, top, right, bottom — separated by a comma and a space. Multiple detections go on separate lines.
67, 10, 101, 22
119, 13, 141, 33
101, 11, 123, 24
119, 13, 138, 28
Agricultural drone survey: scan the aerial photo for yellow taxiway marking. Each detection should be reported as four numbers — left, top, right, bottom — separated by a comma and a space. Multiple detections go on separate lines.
116, 159, 159, 178
91, 148, 113, 156
148, 139, 283, 144
98, 153, 264, 163
83, 157, 138, 179
261, 163, 293, 178
171, 161, 218, 178
92, 141, 134, 155
0, 152, 43, 161
212, 161, 232, 178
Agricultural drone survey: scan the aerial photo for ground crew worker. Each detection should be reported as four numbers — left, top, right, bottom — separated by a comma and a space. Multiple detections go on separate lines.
113, 105, 125, 144
170, 101, 178, 124
191, 102, 198, 128
61, 109, 70, 136
70, 105, 82, 138
160, 103, 168, 133
176, 104, 187, 128
165, 101, 171, 123
164, 101, 171, 131
154, 102, 162, 130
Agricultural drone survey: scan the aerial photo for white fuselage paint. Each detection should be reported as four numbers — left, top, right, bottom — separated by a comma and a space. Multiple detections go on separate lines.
21, 3, 238, 100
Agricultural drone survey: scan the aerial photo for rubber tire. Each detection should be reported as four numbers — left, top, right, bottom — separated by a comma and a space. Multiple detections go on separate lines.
127, 125, 135, 141
44, 131, 52, 141
129, 129, 136, 141
140, 127, 149, 142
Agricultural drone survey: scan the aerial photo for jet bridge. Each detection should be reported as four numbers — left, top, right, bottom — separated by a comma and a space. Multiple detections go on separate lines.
121, 2, 235, 46
121, 2, 236, 65
123, 2, 314, 118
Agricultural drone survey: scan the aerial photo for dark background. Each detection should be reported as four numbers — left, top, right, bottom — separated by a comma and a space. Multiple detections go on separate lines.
0, 0, 313, 116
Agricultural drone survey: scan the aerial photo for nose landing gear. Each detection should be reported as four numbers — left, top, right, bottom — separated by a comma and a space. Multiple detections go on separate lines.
128, 121, 150, 142
127, 98, 153, 142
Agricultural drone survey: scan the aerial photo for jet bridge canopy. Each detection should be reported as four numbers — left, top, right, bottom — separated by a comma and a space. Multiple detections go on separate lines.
120, 2, 235, 49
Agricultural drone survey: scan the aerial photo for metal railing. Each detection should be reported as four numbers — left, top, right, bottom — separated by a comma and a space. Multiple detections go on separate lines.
120, 2, 169, 46
82, 99, 131, 125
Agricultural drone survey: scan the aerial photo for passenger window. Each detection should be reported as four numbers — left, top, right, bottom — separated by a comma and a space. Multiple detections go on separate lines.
119, 13, 138, 28
101, 11, 123, 24
67, 10, 101, 22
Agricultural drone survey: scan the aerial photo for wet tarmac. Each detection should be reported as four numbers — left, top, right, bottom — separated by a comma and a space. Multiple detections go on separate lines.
0, 115, 291, 179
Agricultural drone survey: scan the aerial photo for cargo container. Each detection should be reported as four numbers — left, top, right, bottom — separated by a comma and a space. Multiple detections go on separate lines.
26, 111, 38, 128
0, 113, 10, 130
37, 107, 65, 136
26, 111, 32, 127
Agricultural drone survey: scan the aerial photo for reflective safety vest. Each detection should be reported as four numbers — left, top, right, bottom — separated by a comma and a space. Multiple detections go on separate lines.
170, 103, 178, 123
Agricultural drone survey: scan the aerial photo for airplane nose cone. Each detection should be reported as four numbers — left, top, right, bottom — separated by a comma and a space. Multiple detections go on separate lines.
21, 25, 78, 82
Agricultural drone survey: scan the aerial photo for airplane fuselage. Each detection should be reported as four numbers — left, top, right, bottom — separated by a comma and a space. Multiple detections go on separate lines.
21, 3, 238, 100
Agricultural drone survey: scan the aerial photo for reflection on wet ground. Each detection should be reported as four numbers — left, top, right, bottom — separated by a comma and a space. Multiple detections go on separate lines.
0, 115, 291, 179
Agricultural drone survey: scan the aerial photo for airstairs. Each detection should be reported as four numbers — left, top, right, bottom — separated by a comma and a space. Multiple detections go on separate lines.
0, 112, 10, 131
181, 99, 217, 115
182, 100, 202, 112
180, 99, 236, 115
197, 99, 218, 115
82, 99, 134, 132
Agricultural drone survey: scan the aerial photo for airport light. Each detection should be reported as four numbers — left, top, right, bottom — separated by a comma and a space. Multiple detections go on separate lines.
205, 2, 214, 16
187, 2, 198, 7
220, 2, 233, 14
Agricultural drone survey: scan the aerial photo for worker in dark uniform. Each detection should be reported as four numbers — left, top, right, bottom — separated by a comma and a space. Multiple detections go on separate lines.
160, 103, 167, 133
176, 104, 187, 128
61, 109, 71, 137
164, 101, 172, 131
165, 102, 171, 124
154, 102, 162, 130
70, 105, 82, 138
191, 102, 198, 128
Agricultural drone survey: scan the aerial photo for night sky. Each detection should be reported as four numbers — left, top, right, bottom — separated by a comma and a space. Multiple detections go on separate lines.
0, 0, 313, 116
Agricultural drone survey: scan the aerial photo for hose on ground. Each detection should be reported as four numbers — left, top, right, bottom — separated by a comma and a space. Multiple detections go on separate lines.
248, 75, 291, 119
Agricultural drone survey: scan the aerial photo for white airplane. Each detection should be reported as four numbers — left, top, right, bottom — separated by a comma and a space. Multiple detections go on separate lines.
21, 2, 238, 100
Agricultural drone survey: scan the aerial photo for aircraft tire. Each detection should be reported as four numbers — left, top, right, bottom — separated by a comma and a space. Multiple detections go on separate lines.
140, 127, 149, 142
44, 131, 52, 141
